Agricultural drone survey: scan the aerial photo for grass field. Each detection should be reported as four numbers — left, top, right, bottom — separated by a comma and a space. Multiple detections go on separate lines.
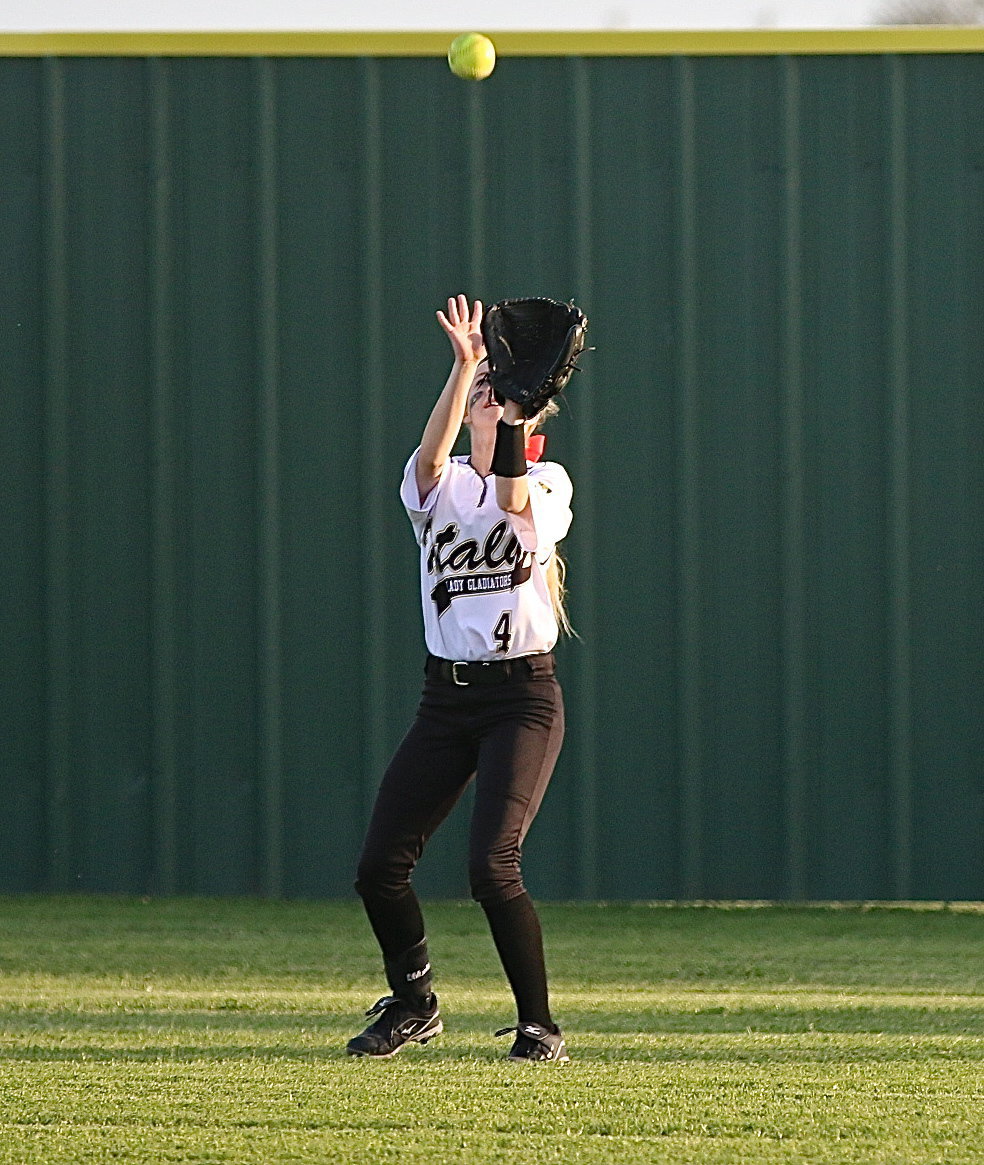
1, 898, 982, 1163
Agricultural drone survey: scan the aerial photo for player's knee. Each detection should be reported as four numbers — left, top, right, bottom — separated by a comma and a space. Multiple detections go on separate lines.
468, 852, 523, 904
354, 852, 411, 901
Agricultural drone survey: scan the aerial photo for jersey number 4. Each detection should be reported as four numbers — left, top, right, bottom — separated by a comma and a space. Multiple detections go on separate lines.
493, 611, 513, 654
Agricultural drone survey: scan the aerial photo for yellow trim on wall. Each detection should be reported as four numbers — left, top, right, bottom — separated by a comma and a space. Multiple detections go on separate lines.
2, 28, 984, 57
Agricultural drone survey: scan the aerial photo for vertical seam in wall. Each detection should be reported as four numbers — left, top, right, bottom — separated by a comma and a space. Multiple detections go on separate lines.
781, 55, 809, 900
148, 56, 179, 895
254, 56, 284, 898
362, 58, 387, 825
42, 56, 73, 891
674, 55, 702, 900
887, 54, 913, 900
570, 57, 598, 899
468, 83, 486, 294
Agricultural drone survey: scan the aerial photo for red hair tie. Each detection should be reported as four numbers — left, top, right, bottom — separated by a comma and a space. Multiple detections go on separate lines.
525, 434, 546, 463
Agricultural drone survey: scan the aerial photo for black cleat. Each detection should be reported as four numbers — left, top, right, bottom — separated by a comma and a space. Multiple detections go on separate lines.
495, 1021, 570, 1063
346, 994, 442, 1058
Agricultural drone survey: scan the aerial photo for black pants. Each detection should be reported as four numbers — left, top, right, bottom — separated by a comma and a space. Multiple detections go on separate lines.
355, 653, 564, 1025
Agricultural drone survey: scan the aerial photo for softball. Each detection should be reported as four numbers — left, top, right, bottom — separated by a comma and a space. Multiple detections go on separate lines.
448, 33, 496, 81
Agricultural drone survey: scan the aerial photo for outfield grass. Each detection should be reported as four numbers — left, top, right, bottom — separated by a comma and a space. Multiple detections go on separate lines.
1, 898, 982, 1163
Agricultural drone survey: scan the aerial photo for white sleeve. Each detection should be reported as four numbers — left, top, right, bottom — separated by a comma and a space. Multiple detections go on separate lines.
400, 447, 449, 544
507, 461, 573, 553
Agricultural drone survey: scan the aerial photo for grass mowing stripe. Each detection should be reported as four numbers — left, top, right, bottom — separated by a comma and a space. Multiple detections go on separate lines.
0, 898, 982, 1163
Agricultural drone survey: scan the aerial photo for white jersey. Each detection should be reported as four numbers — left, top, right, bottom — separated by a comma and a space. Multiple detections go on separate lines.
400, 448, 573, 662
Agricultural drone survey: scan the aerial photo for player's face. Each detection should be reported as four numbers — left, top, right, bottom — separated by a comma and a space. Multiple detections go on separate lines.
464, 361, 503, 436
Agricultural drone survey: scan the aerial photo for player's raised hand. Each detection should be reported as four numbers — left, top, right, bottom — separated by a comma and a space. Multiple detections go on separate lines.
436, 294, 485, 365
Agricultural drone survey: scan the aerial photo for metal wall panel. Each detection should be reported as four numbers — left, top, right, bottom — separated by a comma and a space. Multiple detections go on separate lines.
1, 43, 981, 899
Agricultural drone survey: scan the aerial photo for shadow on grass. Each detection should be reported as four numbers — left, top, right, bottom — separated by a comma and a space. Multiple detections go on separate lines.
2, 1003, 983, 1065
3, 1003, 983, 1034
2, 1041, 982, 1065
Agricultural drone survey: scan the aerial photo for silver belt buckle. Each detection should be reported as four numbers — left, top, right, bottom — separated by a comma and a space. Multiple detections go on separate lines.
451, 661, 469, 686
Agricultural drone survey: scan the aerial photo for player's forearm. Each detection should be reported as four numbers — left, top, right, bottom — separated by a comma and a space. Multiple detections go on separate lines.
495, 477, 530, 513
493, 412, 530, 513
416, 358, 478, 497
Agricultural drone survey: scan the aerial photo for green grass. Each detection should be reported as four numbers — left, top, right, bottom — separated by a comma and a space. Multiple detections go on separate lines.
1, 898, 983, 1163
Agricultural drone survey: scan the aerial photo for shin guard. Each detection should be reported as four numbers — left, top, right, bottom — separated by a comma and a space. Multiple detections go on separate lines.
384, 938, 434, 1009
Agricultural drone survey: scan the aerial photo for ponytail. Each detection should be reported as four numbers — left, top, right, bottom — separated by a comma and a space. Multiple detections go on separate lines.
545, 549, 575, 638
527, 399, 574, 638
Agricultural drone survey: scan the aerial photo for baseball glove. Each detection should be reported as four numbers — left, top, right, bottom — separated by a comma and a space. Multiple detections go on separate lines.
480, 297, 588, 418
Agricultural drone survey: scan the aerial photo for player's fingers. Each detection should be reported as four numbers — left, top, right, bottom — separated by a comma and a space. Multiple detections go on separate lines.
457, 293, 469, 323
436, 310, 452, 333
471, 299, 483, 327
446, 297, 459, 326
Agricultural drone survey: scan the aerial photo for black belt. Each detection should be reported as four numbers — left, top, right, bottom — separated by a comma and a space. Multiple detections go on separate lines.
426, 652, 555, 687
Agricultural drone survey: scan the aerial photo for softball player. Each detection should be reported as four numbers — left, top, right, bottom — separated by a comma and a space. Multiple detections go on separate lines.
347, 295, 572, 1063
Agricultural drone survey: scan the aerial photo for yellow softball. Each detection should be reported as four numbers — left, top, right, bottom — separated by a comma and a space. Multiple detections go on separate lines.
448, 33, 497, 81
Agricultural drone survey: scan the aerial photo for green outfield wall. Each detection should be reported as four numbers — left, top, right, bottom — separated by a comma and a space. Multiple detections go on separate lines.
1, 32, 981, 900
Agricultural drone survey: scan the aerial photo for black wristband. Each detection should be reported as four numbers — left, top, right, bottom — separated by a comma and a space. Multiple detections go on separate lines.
491, 419, 527, 478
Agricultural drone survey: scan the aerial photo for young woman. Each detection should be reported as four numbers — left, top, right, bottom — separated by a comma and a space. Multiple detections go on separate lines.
348, 294, 574, 1063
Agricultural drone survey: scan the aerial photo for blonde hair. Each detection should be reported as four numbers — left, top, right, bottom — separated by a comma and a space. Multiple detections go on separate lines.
545, 549, 574, 637
527, 401, 575, 637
